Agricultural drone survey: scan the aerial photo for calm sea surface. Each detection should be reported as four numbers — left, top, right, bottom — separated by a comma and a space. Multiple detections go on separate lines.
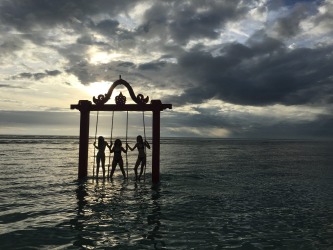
0, 135, 333, 249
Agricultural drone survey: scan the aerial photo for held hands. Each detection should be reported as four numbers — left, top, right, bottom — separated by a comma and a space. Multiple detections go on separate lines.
126, 143, 133, 151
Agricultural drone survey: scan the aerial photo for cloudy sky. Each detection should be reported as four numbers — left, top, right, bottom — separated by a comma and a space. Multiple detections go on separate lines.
1, 0, 333, 138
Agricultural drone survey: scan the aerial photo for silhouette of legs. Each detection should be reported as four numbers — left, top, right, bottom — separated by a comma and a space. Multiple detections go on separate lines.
134, 157, 146, 181
96, 155, 101, 178
110, 161, 117, 179
110, 158, 126, 179
119, 164, 126, 179
101, 156, 105, 179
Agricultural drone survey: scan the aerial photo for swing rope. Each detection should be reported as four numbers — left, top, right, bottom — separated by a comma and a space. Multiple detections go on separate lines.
125, 111, 129, 179
93, 111, 99, 178
143, 111, 147, 181
108, 111, 114, 178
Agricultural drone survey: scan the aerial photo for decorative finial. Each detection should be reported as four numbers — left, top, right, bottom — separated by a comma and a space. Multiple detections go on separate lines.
115, 92, 126, 105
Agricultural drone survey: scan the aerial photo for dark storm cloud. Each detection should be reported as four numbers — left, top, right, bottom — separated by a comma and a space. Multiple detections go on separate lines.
0, 0, 136, 31
0, 84, 25, 89
272, 4, 309, 38
169, 1, 247, 44
11, 70, 62, 80
0, 0, 139, 55
89, 19, 136, 49
46, 70, 62, 76
0, 35, 25, 58
66, 60, 102, 85
117, 62, 135, 68
76, 34, 109, 46
312, 1, 333, 29
138, 61, 166, 71
162, 33, 333, 107
138, 0, 250, 44
65, 60, 126, 85
95, 19, 120, 36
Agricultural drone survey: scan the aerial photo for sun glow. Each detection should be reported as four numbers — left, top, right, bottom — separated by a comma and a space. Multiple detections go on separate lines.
83, 81, 126, 104
86, 81, 111, 97
88, 47, 123, 65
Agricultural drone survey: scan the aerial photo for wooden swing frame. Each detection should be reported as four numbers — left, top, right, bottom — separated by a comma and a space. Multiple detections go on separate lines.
70, 77, 172, 184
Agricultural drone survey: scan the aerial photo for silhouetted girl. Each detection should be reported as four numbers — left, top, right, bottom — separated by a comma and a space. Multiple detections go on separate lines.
93, 136, 111, 179
110, 139, 127, 179
127, 135, 150, 181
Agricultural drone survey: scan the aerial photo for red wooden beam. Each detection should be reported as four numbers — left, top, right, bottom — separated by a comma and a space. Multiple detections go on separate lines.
71, 102, 172, 112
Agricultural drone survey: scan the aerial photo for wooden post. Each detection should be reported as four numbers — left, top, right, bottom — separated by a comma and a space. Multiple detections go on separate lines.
152, 100, 161, 184
78, 100, 91, 179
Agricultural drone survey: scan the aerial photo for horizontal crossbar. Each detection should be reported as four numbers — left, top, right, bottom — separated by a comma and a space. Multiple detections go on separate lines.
70, 100, 172, 112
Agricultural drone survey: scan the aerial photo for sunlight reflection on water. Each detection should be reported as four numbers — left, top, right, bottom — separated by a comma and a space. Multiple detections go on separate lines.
69, 179, 165, 249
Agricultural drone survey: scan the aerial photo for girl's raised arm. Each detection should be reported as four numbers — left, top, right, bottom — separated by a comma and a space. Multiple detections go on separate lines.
145, 140, 151, 149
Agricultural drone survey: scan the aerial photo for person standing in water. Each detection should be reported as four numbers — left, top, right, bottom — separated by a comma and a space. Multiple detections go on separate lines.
110, 139, 127, 179
127, 135, 150, 181
93, 136, 111, 179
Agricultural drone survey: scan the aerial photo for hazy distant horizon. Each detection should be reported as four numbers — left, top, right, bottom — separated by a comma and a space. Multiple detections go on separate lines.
1, 134, 332, 141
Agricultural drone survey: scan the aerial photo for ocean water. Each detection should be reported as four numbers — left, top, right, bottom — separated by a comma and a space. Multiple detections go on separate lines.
0, 135, 333, 249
